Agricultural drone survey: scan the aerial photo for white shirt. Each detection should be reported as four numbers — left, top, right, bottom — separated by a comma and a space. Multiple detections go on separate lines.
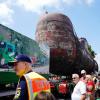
71, 81, 86, 100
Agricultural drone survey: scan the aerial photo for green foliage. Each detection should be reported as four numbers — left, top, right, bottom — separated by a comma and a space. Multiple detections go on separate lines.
88, 45, 96, 58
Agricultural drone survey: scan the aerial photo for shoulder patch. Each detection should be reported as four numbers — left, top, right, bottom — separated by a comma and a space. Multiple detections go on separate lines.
14, 87, 21, 99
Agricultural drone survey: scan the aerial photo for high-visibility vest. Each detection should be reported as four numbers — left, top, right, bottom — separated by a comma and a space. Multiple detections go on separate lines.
24, 72, 50, 100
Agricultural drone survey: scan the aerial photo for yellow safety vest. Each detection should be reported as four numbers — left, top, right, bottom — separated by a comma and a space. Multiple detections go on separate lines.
24, 72, 50, 100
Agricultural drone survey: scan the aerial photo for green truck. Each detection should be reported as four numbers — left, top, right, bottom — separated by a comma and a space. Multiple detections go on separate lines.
0, 24, 49, 89
0, 41, 15, 66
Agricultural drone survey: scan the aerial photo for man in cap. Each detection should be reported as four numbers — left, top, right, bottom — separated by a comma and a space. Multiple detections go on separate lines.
81, 70, 86, 74
81, 70, 86, 82
8, 54, 50, 100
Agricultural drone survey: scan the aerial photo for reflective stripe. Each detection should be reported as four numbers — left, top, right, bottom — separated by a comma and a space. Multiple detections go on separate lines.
24, 74, 34, 100
24, 72, 50, 100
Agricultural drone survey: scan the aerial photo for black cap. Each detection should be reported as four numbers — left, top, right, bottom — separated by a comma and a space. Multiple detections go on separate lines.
8, 54, 32, 66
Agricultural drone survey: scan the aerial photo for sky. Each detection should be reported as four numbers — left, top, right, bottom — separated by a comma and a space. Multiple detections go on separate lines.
0, 0, 100, 70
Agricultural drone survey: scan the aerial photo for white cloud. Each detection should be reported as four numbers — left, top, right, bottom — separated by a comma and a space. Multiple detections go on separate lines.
62, 0, 80, 6
95, 54, 100, 71
15, 0, 95, 13
0, 1, 14, 25
16, 0, 60, 14
0, 0, 95, 25
63, 0, 95, 6
84, 0, 95, 6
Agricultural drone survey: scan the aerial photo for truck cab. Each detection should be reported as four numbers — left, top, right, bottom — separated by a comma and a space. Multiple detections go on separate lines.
0, 41, 15, 67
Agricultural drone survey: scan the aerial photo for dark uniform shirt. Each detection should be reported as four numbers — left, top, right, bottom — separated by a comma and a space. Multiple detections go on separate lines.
13, 76, 28, 100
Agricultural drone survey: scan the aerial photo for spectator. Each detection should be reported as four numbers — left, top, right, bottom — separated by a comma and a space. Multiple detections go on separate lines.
86, 75, 95, 100
71, 74, 86, 100
95, 72, 100, 100
58, 79, 68, 96
81, 70, 87, 82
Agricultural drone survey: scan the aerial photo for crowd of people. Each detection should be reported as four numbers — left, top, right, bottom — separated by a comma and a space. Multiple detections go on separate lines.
71, 70, 100, 100
8, 54, 100, 100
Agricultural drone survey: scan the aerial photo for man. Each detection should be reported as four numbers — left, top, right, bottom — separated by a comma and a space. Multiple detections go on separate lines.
81, 70, 86, 82
8, 54, 50, 100
71, 74, 86, 100
95, 72, 100, 99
